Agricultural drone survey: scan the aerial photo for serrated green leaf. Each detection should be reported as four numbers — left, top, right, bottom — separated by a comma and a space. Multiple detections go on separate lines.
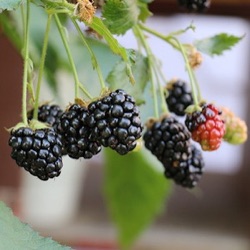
102, 0, 139, 35
89, 16, 128, 60
194, 33, 244, 56
106, 50, 150, 104
0, 0, 22, 12
104, 148, 172, 249
0, 201, 71, 250
89, 16, 134, 83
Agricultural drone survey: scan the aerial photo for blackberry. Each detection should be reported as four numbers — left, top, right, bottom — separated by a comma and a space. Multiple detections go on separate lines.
143, 116, 192, 168
165, 79, 193, 116
28, 104, 67, 155
27, 104, 63, 129
9, 127, 63, 181
185, 103, 225, 151
57, 104, 101, 159
88, 89, 143, 155
164, 144, 204, 188
178, 0, 211, 12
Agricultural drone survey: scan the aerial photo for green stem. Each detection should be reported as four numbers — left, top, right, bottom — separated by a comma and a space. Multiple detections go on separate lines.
152, 60, 169, 113
21, 0, 31, 126
171, 37, 200, 109
191, 70, 202, 102
138, 22, 179, 51
134, 25, 159, 118
33, 14, 53, 120
71, 18, 106, 91
54, 14, 92, 100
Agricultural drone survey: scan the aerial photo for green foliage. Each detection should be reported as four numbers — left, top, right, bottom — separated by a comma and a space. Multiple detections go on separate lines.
0, 0, 22, 12
106, 50, 149, 105
104, 148, 172, 249
137, 1, 152, 22
0, 201, 71, 250
194, 33, 243, 56
102, 0, 139, 35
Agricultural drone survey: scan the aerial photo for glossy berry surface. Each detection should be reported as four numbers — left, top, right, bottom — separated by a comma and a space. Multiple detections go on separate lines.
178, 0, 211, 12
9, 127, 63, 181
57, 104, 101, 159
185, 103, 225, 151
28, 104, 63, 129
165, 79, 193, 116
143, 116, 191, 168
164, 144, 204, 188
88, 89, 143, 155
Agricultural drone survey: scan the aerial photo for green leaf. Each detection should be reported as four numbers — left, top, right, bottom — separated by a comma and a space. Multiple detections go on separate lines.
104, 148, 172, 249
89, 16, 134, 83
0, 201, 71, 250
89, 16, 128, 60
102, 0, 139, 35
106, 50, 150, 104
194, 33, 244, 56
137, 1, 152, 22
0, 0, 22, 12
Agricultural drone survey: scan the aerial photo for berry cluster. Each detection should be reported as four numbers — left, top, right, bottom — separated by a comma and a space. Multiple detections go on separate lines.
9, 89, 143, 180
143, 116, 204, 188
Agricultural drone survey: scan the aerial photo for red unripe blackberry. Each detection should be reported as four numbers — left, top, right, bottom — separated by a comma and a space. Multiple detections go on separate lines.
185, 103, 225, 151
143, 116, 192, 168
165, 79, 193, 116
9, 127, 63, 181
88, 89, 143, 155
28, 104, 63, 129
57, 104, 102, 159
164, 144, 204, 188
178, 0, 211, 12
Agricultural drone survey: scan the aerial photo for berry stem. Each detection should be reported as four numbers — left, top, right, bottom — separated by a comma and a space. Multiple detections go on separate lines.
33, 14, 53, 120
54, 14, 92, 100
138, 22, 180, 51
191, 70, 202, 102
171, 37, 200, 109
133, 25, 159, 118
70, 18, 106, 91
21, 0, 31, 126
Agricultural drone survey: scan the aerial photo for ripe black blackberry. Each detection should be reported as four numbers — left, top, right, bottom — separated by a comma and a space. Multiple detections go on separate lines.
9, 127, 63, 181
178, 0, 211, 12
57, 104, 102, 159
28, 104, 67, 155
88, 89, 143, 155
27, 104, 63, 129
164, 144, 204, 188
165, 79, 193, 116
143, 116, 192, 168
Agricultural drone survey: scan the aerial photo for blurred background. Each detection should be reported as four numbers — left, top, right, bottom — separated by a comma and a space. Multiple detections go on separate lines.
1, 0, 250, 249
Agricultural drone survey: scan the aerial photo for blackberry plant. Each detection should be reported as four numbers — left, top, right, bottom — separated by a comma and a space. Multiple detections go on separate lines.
1, 0, 247, 249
